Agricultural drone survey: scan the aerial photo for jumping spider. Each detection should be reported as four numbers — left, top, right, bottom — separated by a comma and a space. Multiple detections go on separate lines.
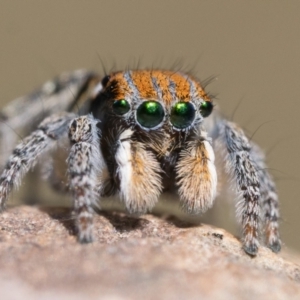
0, 69, 281, 256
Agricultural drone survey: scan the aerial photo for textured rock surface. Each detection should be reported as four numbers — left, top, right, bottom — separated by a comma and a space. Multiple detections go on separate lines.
0, 206, 300, 300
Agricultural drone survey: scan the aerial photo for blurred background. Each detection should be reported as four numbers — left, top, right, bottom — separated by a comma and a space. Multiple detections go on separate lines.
0, 1, 299, 252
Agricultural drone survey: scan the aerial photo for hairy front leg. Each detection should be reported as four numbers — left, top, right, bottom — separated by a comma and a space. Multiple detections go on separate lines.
218, 120, 261, 256
0, 113, 76, 210
250, 144, 281, 253
68, 115, 103, 243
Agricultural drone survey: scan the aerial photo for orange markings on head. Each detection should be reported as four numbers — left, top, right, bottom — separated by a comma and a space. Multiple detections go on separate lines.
108, 70, 210, 104
130, 71, 158, 100
186, 73, 211, 102
107, 72, 131, 100
167, 71, 191, 102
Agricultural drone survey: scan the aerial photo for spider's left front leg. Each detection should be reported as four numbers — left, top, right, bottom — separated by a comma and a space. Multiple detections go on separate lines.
217, 120, 261, 256
250, 144, 281, 253
67, 115, 103, 243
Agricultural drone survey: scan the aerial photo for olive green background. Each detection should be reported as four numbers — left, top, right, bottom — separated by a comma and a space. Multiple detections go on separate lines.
0, 1, 299, 251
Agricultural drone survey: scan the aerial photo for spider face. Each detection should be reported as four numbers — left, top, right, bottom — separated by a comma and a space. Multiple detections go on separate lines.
91, 70, 213, 131
0, 68, 281, 256
90, 70, 214, 196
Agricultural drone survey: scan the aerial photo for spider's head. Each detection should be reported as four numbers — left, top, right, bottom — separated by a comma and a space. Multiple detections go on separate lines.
90, 70, 214, 194
91, 70, 213, 135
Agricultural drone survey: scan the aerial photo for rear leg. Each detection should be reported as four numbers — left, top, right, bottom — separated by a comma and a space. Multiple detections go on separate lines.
0, 70, 98, 168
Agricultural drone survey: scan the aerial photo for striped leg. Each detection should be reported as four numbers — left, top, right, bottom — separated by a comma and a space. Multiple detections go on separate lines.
218, 120, 261, 256
251, 144, 281, 253
0, 113, 76, 210
0, 70, 95, 168
67, 115, 103, 243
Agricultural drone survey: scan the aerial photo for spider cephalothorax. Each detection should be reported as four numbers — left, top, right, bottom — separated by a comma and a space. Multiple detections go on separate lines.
91, 70, 215, 211
0, 69, 281, 256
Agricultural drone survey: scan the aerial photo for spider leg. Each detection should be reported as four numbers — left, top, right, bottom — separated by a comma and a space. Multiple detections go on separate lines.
115, 129, 163, 214
0, 112, 76, 210
67, 115, 103, 243
176, 131, 217, 214
0, 70, 99, 167
216, 120, 261, 256
250, 144, 281, 253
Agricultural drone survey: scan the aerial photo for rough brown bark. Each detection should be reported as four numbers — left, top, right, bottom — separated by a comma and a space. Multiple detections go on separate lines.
0, 206, 299, 299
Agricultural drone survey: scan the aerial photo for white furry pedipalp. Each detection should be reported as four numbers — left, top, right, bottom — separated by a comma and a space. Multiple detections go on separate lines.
176, 135, 217, 214
115, 129, 162, 214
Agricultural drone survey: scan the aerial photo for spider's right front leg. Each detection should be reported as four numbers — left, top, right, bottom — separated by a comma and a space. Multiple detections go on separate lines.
67, 115, 103, 243
0, 112, 76, 210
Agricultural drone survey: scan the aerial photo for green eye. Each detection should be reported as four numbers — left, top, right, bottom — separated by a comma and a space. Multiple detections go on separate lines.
200, 101, 213, 118
112, 99, 130, 115
170, 102, 195, 129
136, 101, 164, 128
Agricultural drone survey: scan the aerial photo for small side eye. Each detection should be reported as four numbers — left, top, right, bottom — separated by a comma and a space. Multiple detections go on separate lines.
137, 101, 164, 129
170, 102, 195, 129
200, 101, 213, 117
112, 99, 130, 115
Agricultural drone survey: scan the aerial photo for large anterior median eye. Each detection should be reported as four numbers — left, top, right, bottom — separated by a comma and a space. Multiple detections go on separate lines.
112, 99, 130, 115
200, 101, 213, 117
136, 101, 164, 128
170, 102, 195, 129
